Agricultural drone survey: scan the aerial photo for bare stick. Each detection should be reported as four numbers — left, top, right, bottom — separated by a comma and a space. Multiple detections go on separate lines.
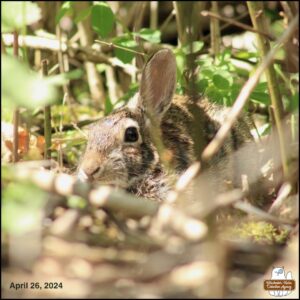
95, 40, 146, 57
210, 2, 221, 56
233, 201, 294, 227
150, 1, 158, 30
201, 15, 299, 161
2, 34, 145, 76
13, 31, 19, 163
74, 1, 106, 110
201, 10, 275, 41
41, 60, 52, 160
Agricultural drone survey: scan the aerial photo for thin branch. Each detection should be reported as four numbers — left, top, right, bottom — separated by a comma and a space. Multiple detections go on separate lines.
201, 10, 275, 41
74, 1, 106, 110
210, 2, 221, 56
95, 40, 147, 57
201, 15, 299, 161
159, 9, 175, 33
12, 167, 207, 241
42, 60, 52, 160
2, 34, 137, 76
150, 1, 158, 30
13, 31, 19, 163
280, 1, 294, 20
233, 201, 294, 227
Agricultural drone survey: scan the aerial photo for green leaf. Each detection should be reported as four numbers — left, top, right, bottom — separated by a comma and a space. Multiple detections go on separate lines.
91, 2, 115, 38
254, 82, 268, 92
234, 50, 258, 60
201, 68, 214, 78
113, 35, 137, 64
182, 41, 204, 55
197, 79, 208, 92
55, 1, 73, 24
250, 91, 271, 105
134, 28, 161, 44
213, 74, 230, 90
1, 1, 41, 32
2, 55, 58, 108
74, 6, 91, 23
287, 93, 299, 112
105, 97, 113, 115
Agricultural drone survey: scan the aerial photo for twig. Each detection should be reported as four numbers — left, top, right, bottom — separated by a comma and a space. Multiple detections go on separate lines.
150, 1, 158, 30
74, 1, 106, 110
233, 201, 294, 227
95, 40, 146, 57
13, 31, 19, 163
2, 34, 144, 76
42, 60, 52, 160
268, 182, 292, 214
210, 2, 221, 56
166, 162, 201, 203
159, 9, 175, 33
280, 1, 294, 20
105, 65, 122, 105
12, 167, 207, 241
201, 15, 299, 161
201, 10, 275, 41
247, 2, 292, 180
203, 11, 250, 43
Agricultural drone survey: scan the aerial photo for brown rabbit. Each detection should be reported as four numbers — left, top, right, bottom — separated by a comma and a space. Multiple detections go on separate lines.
78, 49, 258, 202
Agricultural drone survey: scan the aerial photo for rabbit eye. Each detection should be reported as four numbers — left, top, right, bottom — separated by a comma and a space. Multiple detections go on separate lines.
124, 127, 139, 142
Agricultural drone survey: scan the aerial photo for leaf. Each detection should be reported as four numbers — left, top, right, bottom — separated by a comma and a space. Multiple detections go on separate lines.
105, 97, 113, 115
134, 28, 161, 44
55, 1, 73, 24
200, 68, 214, 78
182, 41, 204, 55
1, 1, 41, 32
287, 93, 299, 112
91, 2, 115, 38
197, 79, 208, 92
2, 55, 58, 109
74, 6, 91, 24
250, 91, 271, 105
254, 82, 268, 92
113, 35, 137, 64
212, 74, 230, 90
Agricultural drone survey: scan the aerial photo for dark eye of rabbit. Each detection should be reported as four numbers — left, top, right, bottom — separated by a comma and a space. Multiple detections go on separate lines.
124, 127, 139, 142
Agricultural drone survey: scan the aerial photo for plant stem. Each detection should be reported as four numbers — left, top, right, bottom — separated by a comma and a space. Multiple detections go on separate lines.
202, 10, 274, 40
247, 1, 289, 180
42, 59, 52, 160
150, 1, 158, 29
210, 2, 221, 56
13, 31, 19, 163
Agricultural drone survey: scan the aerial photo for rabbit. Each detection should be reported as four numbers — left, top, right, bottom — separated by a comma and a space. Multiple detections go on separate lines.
78, 49, 258, 202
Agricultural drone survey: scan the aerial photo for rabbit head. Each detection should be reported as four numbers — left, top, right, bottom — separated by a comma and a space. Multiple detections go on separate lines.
78, 49, 177, 189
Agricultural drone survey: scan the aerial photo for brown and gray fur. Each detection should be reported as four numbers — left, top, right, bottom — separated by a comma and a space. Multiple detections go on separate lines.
78, 49, 257, 202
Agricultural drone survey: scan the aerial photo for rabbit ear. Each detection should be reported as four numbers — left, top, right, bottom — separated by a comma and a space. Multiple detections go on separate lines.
139, 49, 176, 119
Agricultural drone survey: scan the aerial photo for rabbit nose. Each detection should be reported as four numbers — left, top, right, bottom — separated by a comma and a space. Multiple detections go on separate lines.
78, 160, 101, 181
